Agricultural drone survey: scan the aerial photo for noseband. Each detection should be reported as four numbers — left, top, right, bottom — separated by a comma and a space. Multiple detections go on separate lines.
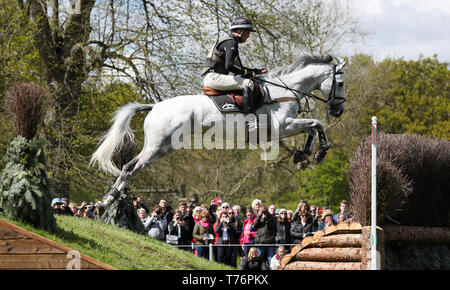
327, 66, 346, 108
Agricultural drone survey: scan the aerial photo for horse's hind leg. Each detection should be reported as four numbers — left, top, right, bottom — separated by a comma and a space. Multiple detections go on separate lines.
103, 140, 173, 208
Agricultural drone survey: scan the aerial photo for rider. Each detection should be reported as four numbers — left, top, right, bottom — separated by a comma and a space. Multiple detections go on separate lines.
201, 16, 268, 112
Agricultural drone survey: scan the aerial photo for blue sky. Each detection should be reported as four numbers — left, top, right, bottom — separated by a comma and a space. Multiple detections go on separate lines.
343, 0, 450, 62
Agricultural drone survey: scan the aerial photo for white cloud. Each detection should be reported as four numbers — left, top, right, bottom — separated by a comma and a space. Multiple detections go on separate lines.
365, 0, 383, 15
344, 0, 450, 62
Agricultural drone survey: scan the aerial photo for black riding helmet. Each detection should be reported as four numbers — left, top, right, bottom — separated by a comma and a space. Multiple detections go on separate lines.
230, 16, 256, 32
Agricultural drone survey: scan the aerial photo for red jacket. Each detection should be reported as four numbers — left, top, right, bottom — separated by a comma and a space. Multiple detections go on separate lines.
240, 216, 257, 244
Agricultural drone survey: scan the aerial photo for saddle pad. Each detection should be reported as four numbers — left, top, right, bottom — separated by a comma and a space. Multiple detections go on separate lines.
208, 94, 244, 113
203, 87, 242, 96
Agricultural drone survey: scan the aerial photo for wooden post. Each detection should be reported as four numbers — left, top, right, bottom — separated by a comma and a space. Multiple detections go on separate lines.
371, 116, 378, 270
361, 226, 385, 270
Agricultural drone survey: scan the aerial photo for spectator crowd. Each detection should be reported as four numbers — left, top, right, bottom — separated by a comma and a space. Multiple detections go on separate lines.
50, 196, 353, 270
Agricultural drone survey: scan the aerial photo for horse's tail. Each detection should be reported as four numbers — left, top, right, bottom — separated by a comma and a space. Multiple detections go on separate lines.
90, 101, 154, 176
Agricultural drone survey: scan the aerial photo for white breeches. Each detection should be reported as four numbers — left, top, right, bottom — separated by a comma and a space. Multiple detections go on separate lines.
203, 72, 254, 91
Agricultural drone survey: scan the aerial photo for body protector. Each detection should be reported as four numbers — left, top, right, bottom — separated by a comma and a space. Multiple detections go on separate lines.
201, 34, 248, 77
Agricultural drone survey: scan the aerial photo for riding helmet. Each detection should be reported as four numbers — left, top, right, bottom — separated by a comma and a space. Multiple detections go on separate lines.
230, 16, 256, 32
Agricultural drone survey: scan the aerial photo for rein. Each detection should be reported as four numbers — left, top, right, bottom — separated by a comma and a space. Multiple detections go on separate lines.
257, 66, 346, 111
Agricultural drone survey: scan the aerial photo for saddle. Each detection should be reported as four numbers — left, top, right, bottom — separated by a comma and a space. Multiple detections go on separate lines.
203, 80, 265, 113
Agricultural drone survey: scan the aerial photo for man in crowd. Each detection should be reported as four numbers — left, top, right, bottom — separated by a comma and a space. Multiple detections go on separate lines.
333, 200, 350, 223
159, 199, 173, 232
178, 202, 195, 242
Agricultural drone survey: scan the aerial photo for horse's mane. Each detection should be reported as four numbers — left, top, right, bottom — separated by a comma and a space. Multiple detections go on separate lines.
268, 55, 334, 78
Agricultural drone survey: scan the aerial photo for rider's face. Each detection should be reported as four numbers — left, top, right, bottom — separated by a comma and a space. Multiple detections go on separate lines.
240, 30, 251, 42
234, 30, 251, 43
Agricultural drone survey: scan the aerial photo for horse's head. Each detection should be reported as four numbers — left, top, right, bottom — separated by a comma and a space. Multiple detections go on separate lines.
319, 58, 348, 118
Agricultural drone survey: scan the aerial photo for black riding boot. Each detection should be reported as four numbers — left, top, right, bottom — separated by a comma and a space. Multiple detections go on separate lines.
242, 86, 255, 114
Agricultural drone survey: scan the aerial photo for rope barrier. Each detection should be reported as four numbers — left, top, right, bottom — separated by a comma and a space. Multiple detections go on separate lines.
168, 243, 301, 248
168, 242, 299, 264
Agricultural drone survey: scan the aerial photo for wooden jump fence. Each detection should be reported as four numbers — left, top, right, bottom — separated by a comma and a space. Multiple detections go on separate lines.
280, 221, 450, 270
0, 218, 116, 270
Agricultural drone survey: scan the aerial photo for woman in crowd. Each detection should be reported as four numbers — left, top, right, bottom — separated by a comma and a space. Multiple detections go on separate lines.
69, 202, 80, 217
191, 206, 203, 253
292, 200, 310, 221
275, 208, 291, 246
337, 212, 347, 224
290, 210, 314, 244
240, 247, 267, 270
270, 246, 288, 270
251, 205, 277, 266
212, 208, 223, 262
310, 205, 320, 232
192, 206, 202, 224
286, 210, 293, 223
251, 199, 262, 215
138, 208, 148, 220
167, 210, 191, 250
241, 209, 257, 257
228, 208, 243, 267
142, 205, 167, 241
193, 210, 215, 259
318, 210, 336, 231
215, 210, 236, 266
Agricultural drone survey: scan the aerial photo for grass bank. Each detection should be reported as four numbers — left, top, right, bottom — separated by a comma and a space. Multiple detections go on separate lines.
2, 215, 233, 270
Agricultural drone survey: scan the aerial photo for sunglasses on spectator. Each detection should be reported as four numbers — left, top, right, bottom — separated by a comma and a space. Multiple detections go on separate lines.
202, 216, 208, 219
280, 212, 286, 215
228, 212, 233, 215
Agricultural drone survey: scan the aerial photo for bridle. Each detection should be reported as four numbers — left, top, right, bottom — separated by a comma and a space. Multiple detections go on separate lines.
257, 65, 346, 113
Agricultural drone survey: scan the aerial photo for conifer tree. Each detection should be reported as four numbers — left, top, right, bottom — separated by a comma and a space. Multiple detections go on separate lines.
0, 83, 57, 232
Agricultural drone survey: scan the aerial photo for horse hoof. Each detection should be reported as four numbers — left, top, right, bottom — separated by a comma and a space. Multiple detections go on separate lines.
293, 151, 308, 163
314, 149, 327, 164
319, 142, 330, 151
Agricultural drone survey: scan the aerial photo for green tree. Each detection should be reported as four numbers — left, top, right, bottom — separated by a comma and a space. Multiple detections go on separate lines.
375, 56, 449, 139
0, 0, 43, 169
0, 83, 57, 232
281, 151, 349, 213
0, 0, 370, 210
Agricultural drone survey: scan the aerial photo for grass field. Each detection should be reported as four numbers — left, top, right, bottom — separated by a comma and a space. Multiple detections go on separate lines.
2, 215, 233, 270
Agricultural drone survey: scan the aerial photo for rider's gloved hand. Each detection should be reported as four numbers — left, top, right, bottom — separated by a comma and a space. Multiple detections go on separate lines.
254, 68, 268, 75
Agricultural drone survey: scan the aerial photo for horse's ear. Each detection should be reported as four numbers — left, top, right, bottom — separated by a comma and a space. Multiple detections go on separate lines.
337, 58, 348, 71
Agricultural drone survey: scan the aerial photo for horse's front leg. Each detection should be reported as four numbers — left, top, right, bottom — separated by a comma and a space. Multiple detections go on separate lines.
313, 130, 330, 163
285, 118, 330, 164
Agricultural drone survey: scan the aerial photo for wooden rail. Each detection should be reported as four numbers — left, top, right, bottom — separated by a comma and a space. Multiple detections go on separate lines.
281, 222, 373, 270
